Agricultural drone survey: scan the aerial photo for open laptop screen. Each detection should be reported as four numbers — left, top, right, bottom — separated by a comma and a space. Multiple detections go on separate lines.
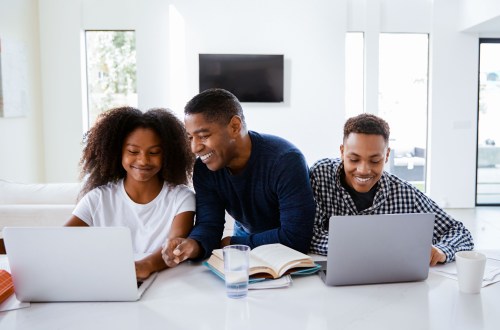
319, 213, 435, 286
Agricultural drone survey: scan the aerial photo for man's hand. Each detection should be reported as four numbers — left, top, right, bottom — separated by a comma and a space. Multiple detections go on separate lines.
220, 236, 232, 248
430, 245, 446, 266
161, 238, 200, 268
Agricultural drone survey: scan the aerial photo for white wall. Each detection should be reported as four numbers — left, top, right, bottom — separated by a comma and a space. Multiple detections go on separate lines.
1, 0, 499, 207
38, 0, 85, 182
0, 0, 44, 182
347, 0, 479, 208
36, 0, 348, 182
171, 0, 347, 164
427, 0, 479, 208
459, 0, 500, 33
39, 0, 143, 182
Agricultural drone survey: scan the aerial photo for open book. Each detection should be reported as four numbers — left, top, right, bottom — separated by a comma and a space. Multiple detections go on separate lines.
204, 243, 320, 280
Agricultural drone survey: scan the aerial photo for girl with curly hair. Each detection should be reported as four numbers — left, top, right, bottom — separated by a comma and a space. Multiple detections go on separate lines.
65, 106, 195, 280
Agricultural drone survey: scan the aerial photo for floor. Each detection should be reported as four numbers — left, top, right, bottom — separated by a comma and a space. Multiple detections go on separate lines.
445, 207, 500, 250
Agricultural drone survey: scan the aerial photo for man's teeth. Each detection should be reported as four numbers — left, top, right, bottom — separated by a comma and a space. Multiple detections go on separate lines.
356, 177, 371, 182
200, 152, 213, 161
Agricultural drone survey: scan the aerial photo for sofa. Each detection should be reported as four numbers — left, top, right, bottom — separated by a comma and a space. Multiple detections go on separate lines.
0, 180, 81, 235
388, 147, 426, 182
0, 179, 235, 240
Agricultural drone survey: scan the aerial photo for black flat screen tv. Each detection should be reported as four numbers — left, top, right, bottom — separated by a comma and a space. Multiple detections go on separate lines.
199, 54, 284, 102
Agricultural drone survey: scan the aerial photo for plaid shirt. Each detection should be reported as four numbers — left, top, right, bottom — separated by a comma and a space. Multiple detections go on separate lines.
309, 158, 474, 262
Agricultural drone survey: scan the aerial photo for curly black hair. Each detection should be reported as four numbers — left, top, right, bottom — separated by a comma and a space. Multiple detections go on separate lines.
79, 106, 194, 198
343, 113, 390, 143
184, 88, 246, 128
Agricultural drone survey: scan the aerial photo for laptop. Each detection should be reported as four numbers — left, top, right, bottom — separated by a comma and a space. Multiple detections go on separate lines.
318, 213, 435, 286
3, 227, 157, 302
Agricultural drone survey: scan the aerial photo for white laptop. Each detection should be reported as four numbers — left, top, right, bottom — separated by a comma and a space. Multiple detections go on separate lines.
3, 227, 157, 302
318, 213, 435, 286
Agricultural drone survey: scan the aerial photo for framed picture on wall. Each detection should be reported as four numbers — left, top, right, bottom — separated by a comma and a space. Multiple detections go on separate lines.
0, 38, 3, 117
0, 38, 28, 118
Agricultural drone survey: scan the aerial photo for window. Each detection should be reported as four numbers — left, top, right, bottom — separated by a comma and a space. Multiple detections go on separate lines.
476, 39, 500, 205
378, 33, 429, 192
84, 31, 137, 130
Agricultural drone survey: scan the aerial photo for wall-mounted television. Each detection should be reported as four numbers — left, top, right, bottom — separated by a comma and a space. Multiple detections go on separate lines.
199, 54, 284, 102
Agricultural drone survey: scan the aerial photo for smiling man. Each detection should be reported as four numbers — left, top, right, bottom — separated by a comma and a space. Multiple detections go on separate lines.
162, 89, 315, 265
309, 113, 474, 265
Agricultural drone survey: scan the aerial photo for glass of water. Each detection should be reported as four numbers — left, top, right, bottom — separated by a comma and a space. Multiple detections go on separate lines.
223, 245, 250, 299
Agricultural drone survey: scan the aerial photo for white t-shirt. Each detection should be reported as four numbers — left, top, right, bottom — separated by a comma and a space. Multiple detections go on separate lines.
72, 179, 195, 253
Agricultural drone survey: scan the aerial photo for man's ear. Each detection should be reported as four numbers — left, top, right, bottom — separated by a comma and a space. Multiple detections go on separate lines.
340, 144, 344, 158
228, 115, 242, 136
385, 147, 391, 163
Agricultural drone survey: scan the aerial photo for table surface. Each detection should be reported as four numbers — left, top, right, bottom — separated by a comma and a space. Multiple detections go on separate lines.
1, 255, 499, 330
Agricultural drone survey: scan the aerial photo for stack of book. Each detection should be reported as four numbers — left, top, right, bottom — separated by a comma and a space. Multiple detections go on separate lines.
203, 243, 321, 289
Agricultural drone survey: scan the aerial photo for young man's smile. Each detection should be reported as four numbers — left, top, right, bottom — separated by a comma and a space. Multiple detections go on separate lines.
354, 175, 375, 184
341, 133, 390, 193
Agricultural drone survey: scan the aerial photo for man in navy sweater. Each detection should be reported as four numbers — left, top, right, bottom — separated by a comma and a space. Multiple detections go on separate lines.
162, 88, 315, 265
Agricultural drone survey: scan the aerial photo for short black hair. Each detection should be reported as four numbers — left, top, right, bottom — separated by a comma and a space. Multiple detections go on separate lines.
184, 88, 246, 127
343, 113, 390, 143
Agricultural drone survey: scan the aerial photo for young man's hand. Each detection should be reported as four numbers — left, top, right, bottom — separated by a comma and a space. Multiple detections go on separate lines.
430, 245, 446, 266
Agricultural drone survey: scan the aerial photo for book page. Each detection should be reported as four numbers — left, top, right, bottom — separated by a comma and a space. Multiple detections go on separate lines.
212, 248, 275, 277
212, 249, 223, 260
430, 257, 500, 287
209, 250, 225, 274
248, 275, 292, 289
210, 245, 315, 278
251, 244, 314, 277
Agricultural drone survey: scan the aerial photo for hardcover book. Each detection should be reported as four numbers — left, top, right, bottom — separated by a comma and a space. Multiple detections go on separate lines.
0, 270, 15, 304
204, 243, 320, 281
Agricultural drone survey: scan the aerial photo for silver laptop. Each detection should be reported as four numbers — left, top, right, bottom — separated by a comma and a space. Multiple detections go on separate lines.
318, 213, 435, 286
3, 227, 157, 302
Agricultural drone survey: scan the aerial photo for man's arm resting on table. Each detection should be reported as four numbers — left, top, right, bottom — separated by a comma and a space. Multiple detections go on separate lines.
414, 189, 474, 262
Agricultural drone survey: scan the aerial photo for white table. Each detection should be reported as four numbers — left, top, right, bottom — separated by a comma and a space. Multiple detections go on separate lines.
1, 255, 499, 330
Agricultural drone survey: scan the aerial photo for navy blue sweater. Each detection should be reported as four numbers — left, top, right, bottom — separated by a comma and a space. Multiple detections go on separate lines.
188, 131, 315, 258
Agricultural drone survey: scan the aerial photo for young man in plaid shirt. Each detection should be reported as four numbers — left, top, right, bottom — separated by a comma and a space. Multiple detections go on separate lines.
309, 113, 473, 265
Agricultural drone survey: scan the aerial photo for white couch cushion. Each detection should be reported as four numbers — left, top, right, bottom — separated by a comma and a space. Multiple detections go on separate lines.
0, 205, 74, 227
0, 180, 81, 205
